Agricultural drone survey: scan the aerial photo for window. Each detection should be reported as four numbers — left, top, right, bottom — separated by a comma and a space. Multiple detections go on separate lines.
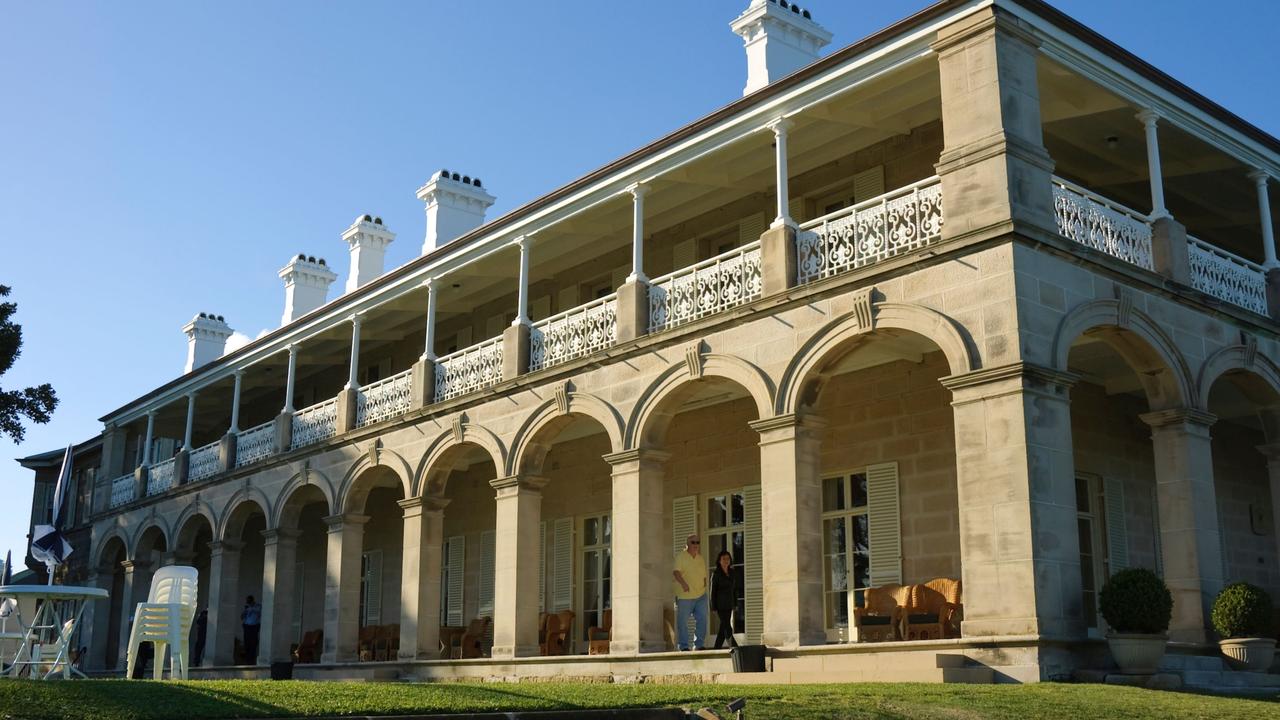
704, 492, 747, 635
821, 472, 870, 632
580, 513, 611, 642
360, 549, 383, 627
1076, 474, 1111, 635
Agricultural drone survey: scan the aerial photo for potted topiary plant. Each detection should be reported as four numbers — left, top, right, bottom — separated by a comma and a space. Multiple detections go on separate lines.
1212, 582, 1276, 672
1099, 568, 1173, 674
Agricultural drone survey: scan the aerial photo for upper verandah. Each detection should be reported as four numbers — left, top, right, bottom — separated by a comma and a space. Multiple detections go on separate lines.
98, 0, 1280, 427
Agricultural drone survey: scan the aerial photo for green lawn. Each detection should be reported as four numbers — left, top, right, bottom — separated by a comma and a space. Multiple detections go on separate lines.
0, 679, 1273, 720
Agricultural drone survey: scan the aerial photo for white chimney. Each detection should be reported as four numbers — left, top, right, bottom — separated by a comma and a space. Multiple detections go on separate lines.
182, 312, 234, 373
342, 214, 396, 293
279, 254, 338, 326
730, 0, 832, 96
416, 169, 497, 255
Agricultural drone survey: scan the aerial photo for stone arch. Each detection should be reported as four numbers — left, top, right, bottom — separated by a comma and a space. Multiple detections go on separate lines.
1052, 298, 1194, 410
93, 528, 130, 570
777, 302, 977, 414
336, 445, 414, 514
272, 470, 334, 529
217, 487, 273, 542
508, 390, 625, 476
173, 502, 216, 551
1197, 344, 1280, 410
626, 352, 774, 448
129, 519, 169, 562
413, 421, 507, 497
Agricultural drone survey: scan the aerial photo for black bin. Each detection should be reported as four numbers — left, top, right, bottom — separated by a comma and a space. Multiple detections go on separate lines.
270, 661, 294, 680
730, 644, 766, 673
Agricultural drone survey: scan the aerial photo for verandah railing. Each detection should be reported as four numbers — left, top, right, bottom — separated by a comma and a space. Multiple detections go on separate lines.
648, 243, 763, 333
530, 294, 618, 372
435, 335, 504, 402
357, 368, 414, 427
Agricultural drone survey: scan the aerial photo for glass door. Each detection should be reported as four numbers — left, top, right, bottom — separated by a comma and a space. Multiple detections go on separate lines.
580, 513, 611, 649
704, 492, 746, 636
1075, 475, 1108, 636
821, 472, 869, 641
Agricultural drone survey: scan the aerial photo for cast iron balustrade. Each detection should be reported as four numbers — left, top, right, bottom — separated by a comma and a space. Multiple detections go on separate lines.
188, 439, 222, 482
529, 294, 618, 372
109, 473, 135, 508
1051, 177, 1154, 271
357, 368, 414, 427
796, 176, 943, 285
235, 420, 275, 468
146, 457, 176, 496
291, 397, 339, 450
435, 335, 504, 402
1187, 236, 1268, 315
649, 242, 763, 333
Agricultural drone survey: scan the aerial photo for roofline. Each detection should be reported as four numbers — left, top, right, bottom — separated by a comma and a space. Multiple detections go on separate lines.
15, 435, 104, 469
100, 0, 1279, 422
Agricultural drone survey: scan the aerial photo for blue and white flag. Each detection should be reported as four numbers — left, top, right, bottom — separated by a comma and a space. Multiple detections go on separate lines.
31, 445, 74, 579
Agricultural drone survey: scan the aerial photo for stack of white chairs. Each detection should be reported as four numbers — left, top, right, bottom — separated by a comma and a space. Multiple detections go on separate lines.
125, 565, 198, 680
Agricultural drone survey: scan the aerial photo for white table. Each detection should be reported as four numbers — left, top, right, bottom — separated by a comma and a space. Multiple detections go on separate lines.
0, 584, 108, 680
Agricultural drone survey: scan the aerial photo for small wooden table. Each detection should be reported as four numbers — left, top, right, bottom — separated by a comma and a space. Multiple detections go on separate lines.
0, 585, 109, 679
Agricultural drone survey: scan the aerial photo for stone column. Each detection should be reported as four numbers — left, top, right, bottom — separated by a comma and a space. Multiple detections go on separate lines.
322, 513, 369, 663
85, 569, 109, 670
398, 496, 449, 659
222, 371, 243, 471
206, 540, 243, 666
259, 528, 299, 664
1258, 442, 1280, 579
604, 448, 670, 654
411, 280, 440, 410
503, 237, 532, 380
1137, 110, 1169, 220
116, 560, 141, 669
749, 414, 827, 648
98, 424, 127, 514
933, 6, 1057, 242
1151, 216, 1191, 285
1141, 408, 1223, 644
489, 475, 546, 658
941, 363, 1083, 640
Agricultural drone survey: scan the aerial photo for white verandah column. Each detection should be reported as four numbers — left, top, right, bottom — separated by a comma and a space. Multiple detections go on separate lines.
1137, 109, 1169, 220
345, 314, 363, 391
229, 370, 243, 433
768, 117, 794, 229
627, 183, 649, 282
1249, 169, 1277, 270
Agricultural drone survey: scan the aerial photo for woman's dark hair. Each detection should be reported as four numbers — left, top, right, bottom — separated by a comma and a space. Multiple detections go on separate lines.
716, 550, 733, 571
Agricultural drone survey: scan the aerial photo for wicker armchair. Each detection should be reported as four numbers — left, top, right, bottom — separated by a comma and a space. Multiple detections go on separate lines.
853, 583, 910, 642
453, 616, 491, 658
587, 609, 612, 655
541, 610, 575, 656
293, 629, 322, 663
902, 578, 963, 640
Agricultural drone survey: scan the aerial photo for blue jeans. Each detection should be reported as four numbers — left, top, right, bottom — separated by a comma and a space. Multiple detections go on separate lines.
675, 596, 708, 650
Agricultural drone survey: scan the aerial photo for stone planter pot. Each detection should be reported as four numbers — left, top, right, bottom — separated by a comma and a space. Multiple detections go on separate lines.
1219, 638, 1277, 672
1107, 633, 1167, 674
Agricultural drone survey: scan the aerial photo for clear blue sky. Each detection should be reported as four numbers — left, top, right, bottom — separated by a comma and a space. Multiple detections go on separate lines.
2, 0, 1277, 568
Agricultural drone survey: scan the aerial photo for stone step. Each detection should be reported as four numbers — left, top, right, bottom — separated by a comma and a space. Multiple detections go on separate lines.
716, 665, 993, 684
1159, 654, 1226, 672
1182, 669, 1280, 688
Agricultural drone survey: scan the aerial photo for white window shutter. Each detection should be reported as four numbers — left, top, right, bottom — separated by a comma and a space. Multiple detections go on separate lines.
673, 240, 697, 270
446, 535, 465, 626
485, 313, 505, 339
552, 517, 573, 611
743, 485, 763, 644
455, 327, 472, 350
672, 496, 699, 557
539, 521, 547, 612
1217, 503, 1230, 584
853, 165, 885, 203
1150, 486, 1163, 577
291, 560, 305, 640
739, 213, 765, 245
788, 197, 805, 224
478, 530, 496, 617
866, 462, 902, 586
1103, 478, 1128, 573
557, 285, 580, 313
362, 549, 383, 626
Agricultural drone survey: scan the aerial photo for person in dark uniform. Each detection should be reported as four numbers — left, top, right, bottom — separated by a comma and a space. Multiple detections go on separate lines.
711, 550, 739, 649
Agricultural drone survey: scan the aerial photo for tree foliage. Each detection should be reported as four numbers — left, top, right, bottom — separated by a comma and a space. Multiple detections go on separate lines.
0, 285, 58, 443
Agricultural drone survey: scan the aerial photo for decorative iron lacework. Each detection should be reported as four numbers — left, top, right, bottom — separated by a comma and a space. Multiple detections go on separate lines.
188, 440, 222, 482
235, 420, 276, 468
146, 457, 175, 496
291, 397, 339, 450
109, 473, 135, 508
649, 243, 763, 333
796, 176, 943, 285
435, 335, 504, 402
357, 368, 414, 427
1187, 236, 1268, 315
529, 295, 618, 371
1051, 178, 1154, 271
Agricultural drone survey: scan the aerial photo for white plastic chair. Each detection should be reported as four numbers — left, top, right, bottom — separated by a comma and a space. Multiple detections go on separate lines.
126, 566, 198, 680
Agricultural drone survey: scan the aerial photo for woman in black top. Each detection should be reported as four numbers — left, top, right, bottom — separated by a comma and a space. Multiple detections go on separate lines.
711, 550, 738, 649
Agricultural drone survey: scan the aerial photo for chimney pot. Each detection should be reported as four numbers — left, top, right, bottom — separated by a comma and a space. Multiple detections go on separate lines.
279, 254, 338, 326
416, 168, 497, 255
183, 313, 234, 373
342, 214, 396, 293
730, 0, 832, 96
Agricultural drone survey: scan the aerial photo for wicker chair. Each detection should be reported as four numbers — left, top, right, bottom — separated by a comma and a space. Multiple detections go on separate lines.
454, 616, 491, 658
587, 609, 612, 655
853, 583, 910, 642
541, 610, 575, 656
902, 578, 963, 640
293, 629, 322, 663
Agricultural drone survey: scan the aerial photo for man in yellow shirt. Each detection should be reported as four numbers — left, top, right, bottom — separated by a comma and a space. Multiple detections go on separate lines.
672, 534, 708, 650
